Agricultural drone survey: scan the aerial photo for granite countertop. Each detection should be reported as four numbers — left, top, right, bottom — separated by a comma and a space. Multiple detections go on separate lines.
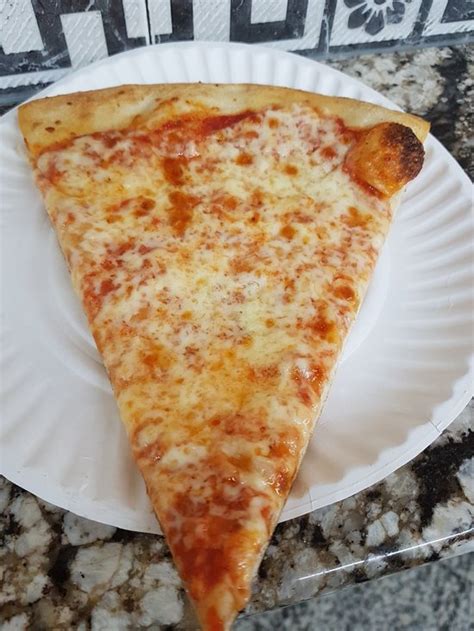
1, 44, 473, 630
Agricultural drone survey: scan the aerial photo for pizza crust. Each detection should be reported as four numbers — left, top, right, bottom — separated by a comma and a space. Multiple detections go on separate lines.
18, 83, 430, 158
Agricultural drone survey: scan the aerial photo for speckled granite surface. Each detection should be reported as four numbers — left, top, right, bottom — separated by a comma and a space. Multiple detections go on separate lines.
236, 553, 474, 630
1, 45, 473, 630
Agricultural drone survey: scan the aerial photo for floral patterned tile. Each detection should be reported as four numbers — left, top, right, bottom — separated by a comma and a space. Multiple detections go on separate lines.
329, 0, 423, 46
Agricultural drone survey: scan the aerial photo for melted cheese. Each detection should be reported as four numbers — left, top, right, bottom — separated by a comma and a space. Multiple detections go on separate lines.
34, 103, 392, 630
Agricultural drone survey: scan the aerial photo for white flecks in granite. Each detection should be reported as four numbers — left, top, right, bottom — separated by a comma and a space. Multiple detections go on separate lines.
399, 500, 421, 525
380, 511, 400, 538
383, 467, 419, 504
332, 48, 451, 115
71, 543, 129, 594
321, 567, 342, 591
128, 558, 180, 591
366, 519, 386, 547
9, 495, 42, 529
434, 399, 473, 448
450, 47, 473, 177
34, 600, 76, 628
24, 573, 49, 605
345, 529, 363, 547
366, 501, 382, 521
315, 503, 339, 539
367, 511, 400, 546
0, 492, 52, 609
91, 605, 131, 631
238, 555, 474, 631
62, 512, 116, 545
143, 560, 181, 587
422, 500, 474, 554
138, 586, 184, 626
318, 496, 364, 540
276, 549, 323, 603
90, 591, 132, 631
111, 544, 134, 589
9, 495, 52, 556
37, 497, 68, 515
443, 539, 474, 557
364, 553, 388, 579
375, 555, 466, 627
457, 458, 474, 504
397, 528, 432, 562
13, 526, 49, 559
329, 541, 363, 570
0, 613, 29, 631
0, 581, 16, 609
133, 536, 164, 558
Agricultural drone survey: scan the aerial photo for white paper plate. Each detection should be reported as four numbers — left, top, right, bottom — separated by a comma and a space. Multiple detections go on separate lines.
1, 42, 473, 533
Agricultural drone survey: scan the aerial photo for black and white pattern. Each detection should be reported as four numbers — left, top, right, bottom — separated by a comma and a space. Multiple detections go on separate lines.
343, 0, 415, 37
149, 0, 194, 43
0, 0, 473, 107
423, 0, 474, 36
0, 1, 148, 86
330, 0, 424, 45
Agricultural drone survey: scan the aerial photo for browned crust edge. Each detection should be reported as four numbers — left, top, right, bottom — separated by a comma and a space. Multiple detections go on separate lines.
18, 83, 430, 158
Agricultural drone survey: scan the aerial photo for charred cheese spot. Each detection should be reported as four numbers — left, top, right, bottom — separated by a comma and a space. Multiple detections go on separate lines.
344, 122, 424, 196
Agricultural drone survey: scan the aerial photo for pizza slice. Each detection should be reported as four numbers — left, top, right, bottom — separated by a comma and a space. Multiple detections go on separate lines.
18, 84, 428, 630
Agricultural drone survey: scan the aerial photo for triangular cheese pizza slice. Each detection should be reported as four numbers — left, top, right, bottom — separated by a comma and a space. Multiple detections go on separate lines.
18, 84, 428, 630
